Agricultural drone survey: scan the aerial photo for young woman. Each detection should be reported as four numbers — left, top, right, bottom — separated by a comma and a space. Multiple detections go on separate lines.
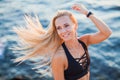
13, 4, 112, 80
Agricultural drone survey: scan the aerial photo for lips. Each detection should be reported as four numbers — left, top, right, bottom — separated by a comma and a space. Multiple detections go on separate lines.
62, 32, 70, 38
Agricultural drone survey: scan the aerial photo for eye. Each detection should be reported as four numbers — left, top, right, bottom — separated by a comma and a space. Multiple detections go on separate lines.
56, 26, 61, 30
65, 24, 69, 28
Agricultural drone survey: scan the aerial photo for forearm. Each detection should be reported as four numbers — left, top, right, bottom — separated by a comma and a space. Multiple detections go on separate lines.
72, 4, 112, 37
88, 14, 112, 36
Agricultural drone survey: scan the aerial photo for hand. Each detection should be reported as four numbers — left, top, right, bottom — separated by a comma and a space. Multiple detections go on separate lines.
72, 4, 89, 15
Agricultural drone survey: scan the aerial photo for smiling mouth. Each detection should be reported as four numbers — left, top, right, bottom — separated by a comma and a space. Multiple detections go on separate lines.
62, 32, 70, 38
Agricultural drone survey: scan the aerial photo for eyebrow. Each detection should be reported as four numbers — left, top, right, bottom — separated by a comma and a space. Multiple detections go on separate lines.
56, 23, 69, 27
64, 23, 69, 25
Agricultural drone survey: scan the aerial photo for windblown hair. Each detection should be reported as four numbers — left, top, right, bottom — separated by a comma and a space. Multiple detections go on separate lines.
12, 10, 77, 77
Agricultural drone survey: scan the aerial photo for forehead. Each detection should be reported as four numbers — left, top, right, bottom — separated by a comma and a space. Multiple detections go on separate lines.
55, 15, 73, 26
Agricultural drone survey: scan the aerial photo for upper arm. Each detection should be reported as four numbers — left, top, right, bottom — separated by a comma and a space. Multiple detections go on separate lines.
51, 54, 65, 80
79, 31, 110, 46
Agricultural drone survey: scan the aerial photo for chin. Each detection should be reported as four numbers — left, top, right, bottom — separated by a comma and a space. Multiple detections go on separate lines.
62, 37, 72, 41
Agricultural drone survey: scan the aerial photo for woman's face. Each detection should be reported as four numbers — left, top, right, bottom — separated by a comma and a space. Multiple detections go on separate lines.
55, 15, 77, 41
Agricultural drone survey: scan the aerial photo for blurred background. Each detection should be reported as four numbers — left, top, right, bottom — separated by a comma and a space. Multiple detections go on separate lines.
0, 0, 120, 80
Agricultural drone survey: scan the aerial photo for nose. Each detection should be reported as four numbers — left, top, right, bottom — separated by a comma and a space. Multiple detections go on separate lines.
60, 28, 67, 34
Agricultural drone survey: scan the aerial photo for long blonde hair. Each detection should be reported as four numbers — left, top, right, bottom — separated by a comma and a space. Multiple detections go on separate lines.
12, 10, 77, 77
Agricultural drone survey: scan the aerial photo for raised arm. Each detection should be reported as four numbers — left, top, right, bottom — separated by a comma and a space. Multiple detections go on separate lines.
72, 4, 112, 46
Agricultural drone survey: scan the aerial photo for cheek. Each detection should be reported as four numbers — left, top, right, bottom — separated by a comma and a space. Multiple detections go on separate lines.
69, 26, 76, 36
68, 26, 75, 32
56, 30, 62, 37
56, 30, 60, 34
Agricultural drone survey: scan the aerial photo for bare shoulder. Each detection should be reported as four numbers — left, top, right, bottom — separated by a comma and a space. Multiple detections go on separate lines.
51, 46, 65, 67
78, 34, 90, 46
53, 46, 65, 59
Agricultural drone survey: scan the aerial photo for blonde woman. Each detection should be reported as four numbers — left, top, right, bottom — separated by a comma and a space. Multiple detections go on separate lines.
13, 4, 112, 80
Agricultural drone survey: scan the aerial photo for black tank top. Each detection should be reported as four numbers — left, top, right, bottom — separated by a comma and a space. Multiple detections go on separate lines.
62, 39, 90, 80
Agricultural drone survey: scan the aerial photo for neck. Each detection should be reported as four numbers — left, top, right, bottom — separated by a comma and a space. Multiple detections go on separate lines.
64, 37, 79, 49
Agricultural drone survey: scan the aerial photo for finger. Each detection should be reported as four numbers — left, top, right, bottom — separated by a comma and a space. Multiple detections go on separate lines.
72, 6, 80, 11
72, 5, 78, 9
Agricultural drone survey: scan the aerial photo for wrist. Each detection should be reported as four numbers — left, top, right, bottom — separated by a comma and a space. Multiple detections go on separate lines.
84, 11, 89, 15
